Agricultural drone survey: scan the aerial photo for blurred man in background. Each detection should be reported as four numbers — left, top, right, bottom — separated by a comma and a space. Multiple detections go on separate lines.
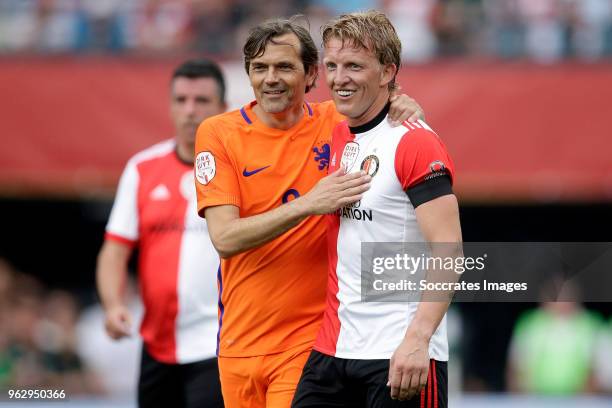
96, 59, 226, 408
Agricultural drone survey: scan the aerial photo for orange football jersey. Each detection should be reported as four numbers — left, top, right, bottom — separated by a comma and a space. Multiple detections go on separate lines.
195, 100, 344, 357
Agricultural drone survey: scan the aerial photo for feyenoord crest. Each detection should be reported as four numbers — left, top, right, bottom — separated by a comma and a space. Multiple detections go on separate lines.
341, 142, 360, 171
360, 155, 380, 177
195, 151, 216, 185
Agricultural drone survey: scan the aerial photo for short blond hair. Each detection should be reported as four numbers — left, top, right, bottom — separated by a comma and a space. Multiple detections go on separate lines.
321, 11, 401, 90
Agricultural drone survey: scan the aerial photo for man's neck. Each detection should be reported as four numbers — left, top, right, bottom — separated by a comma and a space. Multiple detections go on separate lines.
175, 141, 194, 164
253, 103, 304, 131
347, 91, 390, 128
348, 101, 390, 135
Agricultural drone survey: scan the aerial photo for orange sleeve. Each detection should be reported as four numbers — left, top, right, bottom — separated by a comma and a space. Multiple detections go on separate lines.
319, 100, 346, 124
194, 118, 241, 217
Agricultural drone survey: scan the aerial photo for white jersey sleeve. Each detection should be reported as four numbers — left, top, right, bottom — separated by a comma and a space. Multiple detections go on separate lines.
106, 160, 140, 243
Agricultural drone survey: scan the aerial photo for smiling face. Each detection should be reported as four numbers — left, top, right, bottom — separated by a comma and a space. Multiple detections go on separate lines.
248, 33, 316, 115
323, 37, 396, 127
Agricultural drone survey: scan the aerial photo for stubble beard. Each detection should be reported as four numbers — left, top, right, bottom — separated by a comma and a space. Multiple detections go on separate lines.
260, 97, 290, 114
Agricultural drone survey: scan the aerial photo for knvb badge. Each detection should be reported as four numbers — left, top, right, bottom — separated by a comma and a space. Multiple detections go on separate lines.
341, 142, 360, 172
195, 151, 216, 185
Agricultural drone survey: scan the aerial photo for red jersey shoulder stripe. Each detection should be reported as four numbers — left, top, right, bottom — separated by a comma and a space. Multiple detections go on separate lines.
104, 232, 137, 247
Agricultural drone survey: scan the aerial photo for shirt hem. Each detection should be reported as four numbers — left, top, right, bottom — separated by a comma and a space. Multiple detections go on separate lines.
332, 350, 449, 361
312, 344, 336, 357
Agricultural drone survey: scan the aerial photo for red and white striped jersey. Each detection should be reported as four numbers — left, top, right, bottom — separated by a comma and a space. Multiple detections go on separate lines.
105, 139, 219, 364
314, 115, 454, 360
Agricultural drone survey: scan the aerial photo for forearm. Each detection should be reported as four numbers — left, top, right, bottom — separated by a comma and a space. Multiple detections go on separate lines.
405, 301, 450, 343
409, 194, 463, 342
96, 242, 130, 310
208, 197, 312, 258
407, 240, 462, 341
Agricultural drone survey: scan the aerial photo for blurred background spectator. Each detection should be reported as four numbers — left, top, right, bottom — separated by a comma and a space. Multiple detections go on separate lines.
569, 0, 612, 60
385, 0, 439, 62
1, 0, 611, 61
593, 317, 612, 394
0, 257, 135, 397
507, 298, 602, 394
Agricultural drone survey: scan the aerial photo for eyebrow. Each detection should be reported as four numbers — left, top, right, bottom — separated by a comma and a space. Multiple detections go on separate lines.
251, 60, 296, 67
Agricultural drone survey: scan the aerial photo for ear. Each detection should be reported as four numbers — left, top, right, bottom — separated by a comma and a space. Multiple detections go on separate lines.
304, 64, 319, 93
306, 64, 318, 91
169, 90, 175, 115
379, 63, 397, 88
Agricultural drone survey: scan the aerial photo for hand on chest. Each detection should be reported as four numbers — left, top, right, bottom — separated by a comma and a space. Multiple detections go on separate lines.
235, 135, 331, 211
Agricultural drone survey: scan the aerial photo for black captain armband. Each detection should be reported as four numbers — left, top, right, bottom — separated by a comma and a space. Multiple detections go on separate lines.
406, 175, 453, 208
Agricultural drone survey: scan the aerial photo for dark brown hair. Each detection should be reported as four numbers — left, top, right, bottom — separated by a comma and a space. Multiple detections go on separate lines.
243, 16, 318, 93
172, 59, 226, 104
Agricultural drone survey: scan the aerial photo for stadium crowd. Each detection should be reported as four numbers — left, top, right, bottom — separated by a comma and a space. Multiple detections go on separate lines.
0, 258, 102, 395
1, 0, 611, 61
0, 257, 142, 396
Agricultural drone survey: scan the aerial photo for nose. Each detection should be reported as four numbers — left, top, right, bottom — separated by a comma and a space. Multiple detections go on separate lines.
264, 67, 279, 85
183, 98, 196, 117
333, 66, 349, 87
185, 98, 196, 113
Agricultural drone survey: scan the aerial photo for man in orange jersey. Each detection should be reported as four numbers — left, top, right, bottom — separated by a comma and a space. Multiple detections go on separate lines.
194, 18, 424, 407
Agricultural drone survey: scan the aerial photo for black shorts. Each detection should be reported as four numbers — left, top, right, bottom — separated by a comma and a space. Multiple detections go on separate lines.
138, 347, 224, 408
292, 350, 447, 408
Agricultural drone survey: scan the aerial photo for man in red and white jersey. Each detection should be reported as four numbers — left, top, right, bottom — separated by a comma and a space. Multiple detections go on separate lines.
96, 60, 226, 407
293, 12, 462, 407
